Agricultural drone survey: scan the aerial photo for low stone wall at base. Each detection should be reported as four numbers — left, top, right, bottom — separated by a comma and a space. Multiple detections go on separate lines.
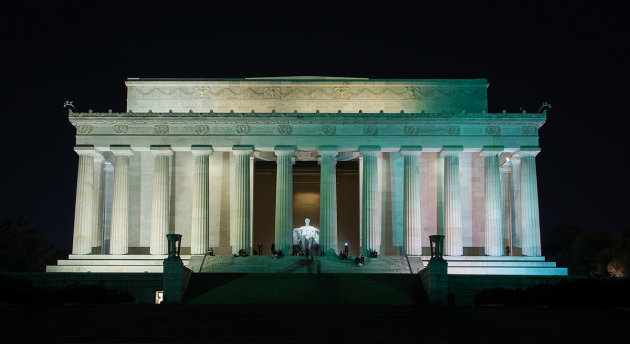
448, 275, 566, 305
7, 272, 163, 304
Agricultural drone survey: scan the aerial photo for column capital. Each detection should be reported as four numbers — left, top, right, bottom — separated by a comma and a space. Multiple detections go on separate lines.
440, 145, 463, 157
191, 145, 213, 156
508, 155, 521, 165
94, 152, 105, 163
480, 145, 504, 157
359, 146, 380, 156
74, 145, 96, 156
232, 145, 254, 156
110, 145, 134, 156
151, 145, 174, 156
400, 145, 423, 156
274, 145, 296, 156
516, 146, 540, 157
318, 145, 338, 152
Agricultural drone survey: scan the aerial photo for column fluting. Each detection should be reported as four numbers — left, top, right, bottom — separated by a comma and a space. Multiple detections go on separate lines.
190, 146, 213, 255
442, 147, 463, 256
150, 146, 173, 255
91, 153, 104, 249
232, 147, 253, 255
360, 147, 381, 256
319, 148, 338, 255
482, 147, 503, 256
518, 148, 541, 256
401, 147, 423, 256
500, 162, 512, 254
72, 146, 96, 255
274, 148, 294, 254
510, 156, 522, 249
110, 146, 133, 255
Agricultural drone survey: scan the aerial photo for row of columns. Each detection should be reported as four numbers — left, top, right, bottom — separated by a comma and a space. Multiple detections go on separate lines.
440, 145, 541, 256
72, 144, 541, 257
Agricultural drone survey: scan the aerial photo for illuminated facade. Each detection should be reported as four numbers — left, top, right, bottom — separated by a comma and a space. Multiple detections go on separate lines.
49, 77, 565, 275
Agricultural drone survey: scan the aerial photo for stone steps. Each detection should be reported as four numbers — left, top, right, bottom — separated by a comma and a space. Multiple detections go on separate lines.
417, 256, 567, 276
199, 255, 413, 274
46, 254, 192, 273
46, 254, 567, 276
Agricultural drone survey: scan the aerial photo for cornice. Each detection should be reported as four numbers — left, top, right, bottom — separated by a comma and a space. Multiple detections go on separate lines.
68, 111, 545, 138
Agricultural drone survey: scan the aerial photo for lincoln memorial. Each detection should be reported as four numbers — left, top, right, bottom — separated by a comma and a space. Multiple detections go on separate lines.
49, 77, 565, 275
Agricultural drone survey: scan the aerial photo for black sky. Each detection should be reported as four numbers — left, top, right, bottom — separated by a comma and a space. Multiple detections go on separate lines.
2, 1, 628, 250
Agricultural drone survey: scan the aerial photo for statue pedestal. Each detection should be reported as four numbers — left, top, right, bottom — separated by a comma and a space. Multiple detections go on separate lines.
420, 258, 449, 306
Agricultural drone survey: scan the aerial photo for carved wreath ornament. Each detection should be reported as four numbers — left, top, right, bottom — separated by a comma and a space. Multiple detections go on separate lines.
154, 125, 169, 135
364, 125, 378, 136
485, 126, 501, 136
195, 125, 209, 135
236, 125, 251, 135
522, 126, 537, 136
76, 125, 92, 135
113, 125, 128, 135
277, 125, 293, 135
404, 126, 420, 136
321, 125, 336, 135
447, 126, 460, 136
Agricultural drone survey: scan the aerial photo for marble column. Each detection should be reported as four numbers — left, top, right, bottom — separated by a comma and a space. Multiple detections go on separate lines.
360, 146, 381, 256
401, 146, 423, 256
441, 146, 463, 256
190, 145, 213, 255
510, 156, 522, 249
517, 147, 541, 256
232, 146, 253, 255
481, 146, 503, 256
319, 147, 338, 255
274, 147, 294, 254
500, 162, 512, 253
91, 153, 104, 249
150, 146, 173, 255
72, 146, 96, 255
110, 146, 134, 255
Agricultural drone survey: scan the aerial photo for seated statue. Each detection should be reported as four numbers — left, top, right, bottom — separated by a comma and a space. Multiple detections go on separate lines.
292, 218, 320, 254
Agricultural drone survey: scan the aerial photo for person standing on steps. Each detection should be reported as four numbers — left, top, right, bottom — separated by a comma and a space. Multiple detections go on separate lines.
258, 242, 263, 256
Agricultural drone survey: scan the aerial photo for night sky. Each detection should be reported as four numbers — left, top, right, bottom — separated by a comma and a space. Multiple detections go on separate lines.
3, 1, 628, 250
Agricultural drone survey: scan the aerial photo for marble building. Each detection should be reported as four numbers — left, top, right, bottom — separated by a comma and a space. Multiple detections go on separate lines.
55, 77, 553, 272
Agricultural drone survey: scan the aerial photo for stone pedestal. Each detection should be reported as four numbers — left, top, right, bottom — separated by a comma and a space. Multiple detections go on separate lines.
274, 147, 294, 254
441, 146, 463, 256
72, 146, 96, 255
110, 146, 133, 255
482, 146, 503, 256
401, 146, 423, 256
319, 147, 338, 255
150, 146, 173, 255
420, 258, 448, 306
518, 147, 542, 256
190, 146, 213, 255
360, 147, 381, 256
162, 234, 191, 304
232, 146, 253, 255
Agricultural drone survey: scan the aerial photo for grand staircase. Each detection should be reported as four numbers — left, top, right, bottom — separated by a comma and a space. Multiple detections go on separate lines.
197, 255, 416, 274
